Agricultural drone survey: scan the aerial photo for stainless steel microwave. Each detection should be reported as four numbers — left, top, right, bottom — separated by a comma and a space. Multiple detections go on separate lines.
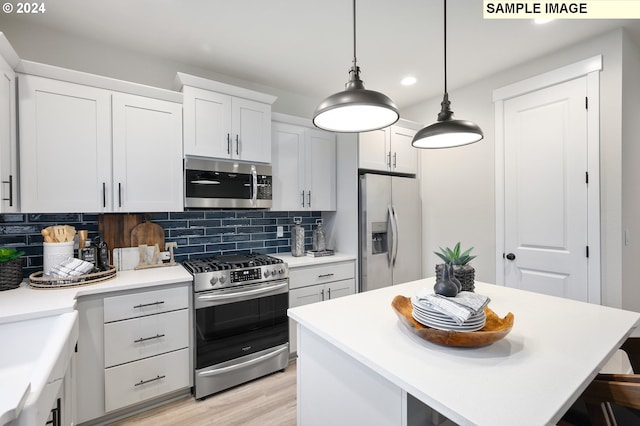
184, 158, 272, 209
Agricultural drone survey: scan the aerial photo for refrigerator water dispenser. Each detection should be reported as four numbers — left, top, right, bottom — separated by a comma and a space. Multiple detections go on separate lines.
371, 221, 388, 255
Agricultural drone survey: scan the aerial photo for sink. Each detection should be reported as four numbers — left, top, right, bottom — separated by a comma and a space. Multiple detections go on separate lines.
0, 311, 79, 426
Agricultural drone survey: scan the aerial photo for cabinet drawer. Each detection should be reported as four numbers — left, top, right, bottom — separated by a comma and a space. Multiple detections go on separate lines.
104, 348, 190, 412
104, 309, 189, 368
289, 261, 355, 289
104, 286, 189, 323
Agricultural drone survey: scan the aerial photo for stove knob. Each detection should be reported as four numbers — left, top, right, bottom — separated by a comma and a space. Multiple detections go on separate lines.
219, 275, 227, 284
210, 276, 218, 285
278, 268, 285, 275
263, 269, 271, 278
272, 268, 279, 276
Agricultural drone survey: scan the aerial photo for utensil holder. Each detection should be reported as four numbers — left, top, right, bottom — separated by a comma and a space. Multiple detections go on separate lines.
43, 241, 74, 275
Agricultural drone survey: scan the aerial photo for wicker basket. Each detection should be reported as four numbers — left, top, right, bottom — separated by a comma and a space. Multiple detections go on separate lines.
0, 258, 23, 291
435, 264, 475, 292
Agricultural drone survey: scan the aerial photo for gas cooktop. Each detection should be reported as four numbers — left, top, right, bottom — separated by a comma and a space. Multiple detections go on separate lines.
183, 254, 288, 292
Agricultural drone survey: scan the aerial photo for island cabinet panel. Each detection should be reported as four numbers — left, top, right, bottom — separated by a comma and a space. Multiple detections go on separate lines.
288, 260, 356, 355
298, 327, 403, 426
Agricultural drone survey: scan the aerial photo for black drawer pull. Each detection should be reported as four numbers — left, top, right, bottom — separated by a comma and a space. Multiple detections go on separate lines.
133, 301, 165, 309
133, 333, 165, 344
318, 273, 334, 278
134, 375, 166, 387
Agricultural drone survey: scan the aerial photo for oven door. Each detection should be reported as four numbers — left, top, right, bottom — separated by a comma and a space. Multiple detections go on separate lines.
184, 158, 272, 209
194, 279, 289, 370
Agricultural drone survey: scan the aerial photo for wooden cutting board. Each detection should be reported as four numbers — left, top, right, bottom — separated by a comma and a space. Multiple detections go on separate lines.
99, 213, 144, 261
130, 220, 165, 252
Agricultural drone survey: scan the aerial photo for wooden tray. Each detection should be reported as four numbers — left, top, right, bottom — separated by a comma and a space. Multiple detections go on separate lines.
28, 266, 117, 289
391, 295, 514, 347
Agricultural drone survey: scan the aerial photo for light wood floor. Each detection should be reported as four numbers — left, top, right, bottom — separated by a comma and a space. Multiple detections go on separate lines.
108, 361, 296, 426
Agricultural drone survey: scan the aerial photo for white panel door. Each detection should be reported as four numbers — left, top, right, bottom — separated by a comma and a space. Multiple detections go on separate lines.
358, 128, 389, 172
183, 86, 232, 158
390, 125, 417, 175
0, 55, 17, 212
112, 93, 183, 212
504, 76, 588, 301
233, 97, 271, 163
19, 75, 112, 213
306, 129, 336, 211
271, 122, 305, 211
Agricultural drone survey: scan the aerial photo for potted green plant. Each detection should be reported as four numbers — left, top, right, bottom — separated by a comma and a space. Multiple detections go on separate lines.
0, 247, 24, 291
434, 242, 476, 292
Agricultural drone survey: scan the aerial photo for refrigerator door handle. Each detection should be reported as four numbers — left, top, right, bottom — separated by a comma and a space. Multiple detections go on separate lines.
387, 205, 394, 267
390, 205, 399, 267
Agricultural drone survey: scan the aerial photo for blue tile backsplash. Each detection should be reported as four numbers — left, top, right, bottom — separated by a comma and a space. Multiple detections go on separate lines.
0, 210, 321, 277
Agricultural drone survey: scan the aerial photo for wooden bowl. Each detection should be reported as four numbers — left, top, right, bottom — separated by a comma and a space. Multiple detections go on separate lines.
391, 295, 514, 347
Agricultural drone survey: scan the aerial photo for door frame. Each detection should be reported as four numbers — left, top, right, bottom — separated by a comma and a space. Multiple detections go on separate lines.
493, 55, 602, 304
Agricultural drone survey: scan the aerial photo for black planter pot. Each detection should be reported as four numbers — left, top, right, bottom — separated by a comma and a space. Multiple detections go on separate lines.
435, 264, 475, 292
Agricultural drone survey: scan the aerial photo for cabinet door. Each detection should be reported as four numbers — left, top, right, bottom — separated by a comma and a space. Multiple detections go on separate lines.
271, 122, 305, 211
232, 97, 271, 163
112, 93, 183, 212
19, 75, 112, 213
183, 86, 232, 158
327, 279, 356, 300
306, 129, 336, 211
289, 284, 324, 355
390, 125, 417, 175
0, 55, 17, 212
358, 128, 389, 172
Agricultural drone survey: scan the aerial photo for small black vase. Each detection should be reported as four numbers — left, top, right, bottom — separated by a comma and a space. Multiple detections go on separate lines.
434, 262, 459, 297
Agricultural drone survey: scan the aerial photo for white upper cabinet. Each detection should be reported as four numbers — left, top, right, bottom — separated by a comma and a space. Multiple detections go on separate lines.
111, 93, 183, 212
19, 72, 183, 213
0, 37, 19, 213
19, 75, 113, 213
178, 73, 276, 163
358, 120, 419, 175
271, 117, 336, 211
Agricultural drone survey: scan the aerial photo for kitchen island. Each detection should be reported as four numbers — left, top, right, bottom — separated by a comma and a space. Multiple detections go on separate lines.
288, 278, 640, 426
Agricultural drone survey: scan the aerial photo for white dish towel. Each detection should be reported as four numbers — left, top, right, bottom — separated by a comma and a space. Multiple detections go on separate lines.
415, 288, 491, 325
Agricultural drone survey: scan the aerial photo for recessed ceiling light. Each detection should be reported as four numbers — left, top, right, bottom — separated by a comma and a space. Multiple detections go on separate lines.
401, 76, 417, 86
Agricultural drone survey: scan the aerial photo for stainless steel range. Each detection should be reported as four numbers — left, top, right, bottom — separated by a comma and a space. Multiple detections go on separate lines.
182, 254, 289, 399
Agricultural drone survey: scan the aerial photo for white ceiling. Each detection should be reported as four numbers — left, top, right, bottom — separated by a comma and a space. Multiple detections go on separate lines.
4, 0, 640, 109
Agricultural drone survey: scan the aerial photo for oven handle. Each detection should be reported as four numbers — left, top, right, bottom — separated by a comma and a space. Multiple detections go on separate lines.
196, 280, 288, 304
198, 345, 288, 377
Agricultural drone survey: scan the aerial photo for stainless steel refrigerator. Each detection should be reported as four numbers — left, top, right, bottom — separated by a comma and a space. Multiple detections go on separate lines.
359, 173, 422, 292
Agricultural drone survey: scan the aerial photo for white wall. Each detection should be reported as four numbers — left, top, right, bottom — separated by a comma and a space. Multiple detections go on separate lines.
0, 19, 318, 116
404, 29, 638, 310
621, 34, 640, 311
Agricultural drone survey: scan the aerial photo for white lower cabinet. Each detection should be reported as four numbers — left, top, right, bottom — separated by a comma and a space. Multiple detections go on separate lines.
288, 260, 356, 355
104, 348, 190, 412
76, 282, 191, 424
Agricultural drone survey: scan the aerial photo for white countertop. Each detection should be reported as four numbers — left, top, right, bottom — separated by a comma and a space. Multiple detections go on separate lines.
274, 252, 356, 268
288, 278, 640, 426
0, 265, 192, 324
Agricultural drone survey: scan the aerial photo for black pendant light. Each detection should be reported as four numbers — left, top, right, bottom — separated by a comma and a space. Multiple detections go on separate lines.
412, 0, 483, 149
313, 0, 399, 133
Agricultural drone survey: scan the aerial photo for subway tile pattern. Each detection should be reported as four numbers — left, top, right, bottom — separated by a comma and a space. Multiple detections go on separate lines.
0, 210, 321, 278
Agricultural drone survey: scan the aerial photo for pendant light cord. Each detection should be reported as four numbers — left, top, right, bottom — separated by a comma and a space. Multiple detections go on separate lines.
352, 0, 358, 71
443, 0, 447, 95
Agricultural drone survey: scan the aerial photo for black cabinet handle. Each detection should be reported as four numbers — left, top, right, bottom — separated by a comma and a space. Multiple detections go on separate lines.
505, 253, 516, 261
227, 133, 231, 154
2, 175, 13, 206
134, 375, 166, 387
102, 182, 106, 208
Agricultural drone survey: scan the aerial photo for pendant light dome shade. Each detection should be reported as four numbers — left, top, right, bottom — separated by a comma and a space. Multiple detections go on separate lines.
411, 93, 483, 149
412, 0, 483, 149
313, 66, 399, 132
313, 0, 399, 133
